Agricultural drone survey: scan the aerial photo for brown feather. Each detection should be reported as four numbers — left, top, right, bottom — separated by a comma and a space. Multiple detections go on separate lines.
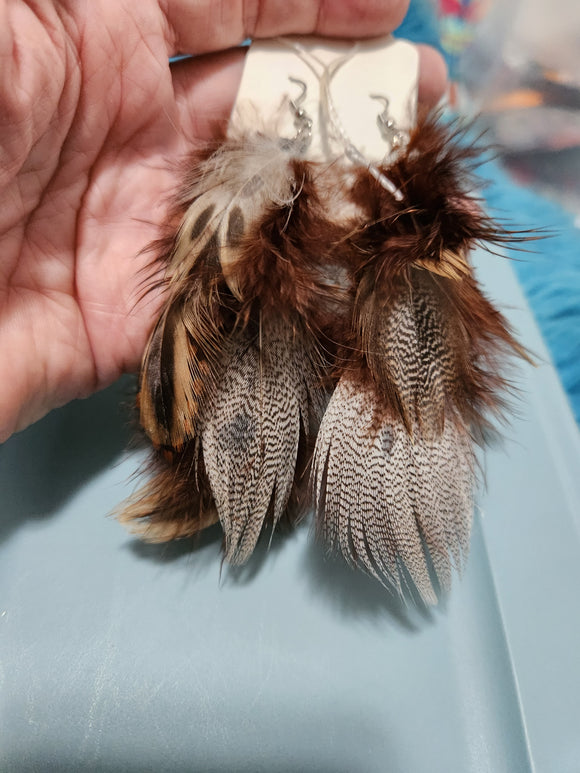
118, 441, 218, 542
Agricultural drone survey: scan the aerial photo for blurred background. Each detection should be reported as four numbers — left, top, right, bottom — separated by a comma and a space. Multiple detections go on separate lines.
444, 0, 580, 216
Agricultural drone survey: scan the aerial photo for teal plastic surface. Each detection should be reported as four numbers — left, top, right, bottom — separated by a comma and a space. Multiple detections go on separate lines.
1, 251, 579, 772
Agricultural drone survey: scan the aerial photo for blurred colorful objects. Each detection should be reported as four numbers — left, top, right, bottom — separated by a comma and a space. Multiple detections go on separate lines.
436, 0, 492, 74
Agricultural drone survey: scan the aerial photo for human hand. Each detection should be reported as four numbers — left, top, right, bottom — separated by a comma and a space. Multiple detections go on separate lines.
0, 0, 447, 442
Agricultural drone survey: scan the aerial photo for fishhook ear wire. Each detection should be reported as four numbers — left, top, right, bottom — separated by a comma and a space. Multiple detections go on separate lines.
276, 40, 405, 200
370, 94, 392, 136
283, 76, 313, 154
370, 93, 408, 152
288, 76, 307, 111
315, 56, 405, 201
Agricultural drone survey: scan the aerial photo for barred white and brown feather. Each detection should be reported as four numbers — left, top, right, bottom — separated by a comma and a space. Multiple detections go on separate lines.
202, 316, 324, 563
313, 376, 474, 605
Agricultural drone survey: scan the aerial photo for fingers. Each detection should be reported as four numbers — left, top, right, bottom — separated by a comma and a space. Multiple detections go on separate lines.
163, 0, 410, 56
171, 48, 244, 142
171, 42, 448, 144
417, 44, 448, 107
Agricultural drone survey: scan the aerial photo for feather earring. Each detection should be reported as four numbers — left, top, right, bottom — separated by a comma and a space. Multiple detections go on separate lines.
120, 80, 345, 562
312, 101, 528, 604
118, 38, 528, 606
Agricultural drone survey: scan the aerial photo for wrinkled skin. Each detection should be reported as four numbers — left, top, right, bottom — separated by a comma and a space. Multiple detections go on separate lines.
0, 0, 446, 441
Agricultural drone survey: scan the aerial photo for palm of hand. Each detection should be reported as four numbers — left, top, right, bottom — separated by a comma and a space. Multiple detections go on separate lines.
0, 4, 235, 439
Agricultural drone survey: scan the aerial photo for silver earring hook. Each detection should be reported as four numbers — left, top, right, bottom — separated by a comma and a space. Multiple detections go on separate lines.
282, 76, 313, 155
370, 94, 391, 126
370, 93, 407, 152
288, 77, 308, 111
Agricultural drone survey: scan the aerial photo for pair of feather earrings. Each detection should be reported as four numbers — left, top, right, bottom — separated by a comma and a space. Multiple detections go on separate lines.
119, 48, 524, 604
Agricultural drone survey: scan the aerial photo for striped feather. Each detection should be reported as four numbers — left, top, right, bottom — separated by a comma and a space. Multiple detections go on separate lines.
120, 133, 332, 554
313, 377, 474, 605
314, 267, 481, 603
202, 316, 323, 563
